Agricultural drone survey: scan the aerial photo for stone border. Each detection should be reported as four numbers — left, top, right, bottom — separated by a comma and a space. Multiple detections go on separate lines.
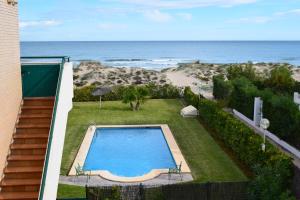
69, 124, 191, 182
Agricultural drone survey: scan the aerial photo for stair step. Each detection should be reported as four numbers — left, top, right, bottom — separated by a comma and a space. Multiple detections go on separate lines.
4, 166, 43, 174
18, 114, 52, 125
0, 97, 55, 197
8, 155, 44, 161
10, 144, 47, 155
10, 144, 47, 150
0, 191, 38, 200
16, 124, 50, 129
0, 179, 41, 193
0, 179, 40, 187
14, 133, 48, 139
20, 113, 52, 118
23, 97, 55, 100
4, 167, 43, 179
23, 97, 55, 107
21, 106, 53, 115
13, 133, 48, 144
10, 148, 46, 156
15, 128, 50, 135
22, 106, 53, 110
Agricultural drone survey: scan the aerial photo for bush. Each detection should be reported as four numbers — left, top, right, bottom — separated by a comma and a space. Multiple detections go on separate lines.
228, 78, 300, 142
229, 77, 259, 119
226, 62, 257, 82
248, 162, 295, 200
73, 85, 126, 102
122, 85, 149, 111
196, 98, 293, 199
184, 87, 200, 107
294, 81, 300, 93
73, 85, 98, 102
265, 66, 295, 94
73, 84, 181, 102
145, 83, 181, 99
213, 75, 233, 100
262, 93, 300, 140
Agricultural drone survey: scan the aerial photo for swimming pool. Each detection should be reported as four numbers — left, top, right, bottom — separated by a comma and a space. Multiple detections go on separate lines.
83, 127, 176, 177
70, 125, 191, 182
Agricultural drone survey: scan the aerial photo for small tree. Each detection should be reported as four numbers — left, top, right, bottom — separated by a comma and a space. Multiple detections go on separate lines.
265, 66, 295, 94
122, 86, 136, 110
122, 86, 149, 111
135, 86, 149, 110
213, 75, 233, 100
226, 62, 257, 82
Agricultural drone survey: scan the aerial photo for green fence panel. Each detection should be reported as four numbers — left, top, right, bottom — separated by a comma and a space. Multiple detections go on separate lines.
21, 64, 60, 97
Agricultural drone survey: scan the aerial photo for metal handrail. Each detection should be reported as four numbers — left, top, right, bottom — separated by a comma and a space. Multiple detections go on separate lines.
21, 56, 70, 62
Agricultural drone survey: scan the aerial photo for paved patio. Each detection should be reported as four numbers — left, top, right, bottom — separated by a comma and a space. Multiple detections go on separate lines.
59, 173, 193, 187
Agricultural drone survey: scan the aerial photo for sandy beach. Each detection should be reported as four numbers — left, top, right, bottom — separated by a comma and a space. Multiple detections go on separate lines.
74, 61, 300, 99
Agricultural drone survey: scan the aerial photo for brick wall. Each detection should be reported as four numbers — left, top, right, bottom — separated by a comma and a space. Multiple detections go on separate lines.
0, 0, 22, 177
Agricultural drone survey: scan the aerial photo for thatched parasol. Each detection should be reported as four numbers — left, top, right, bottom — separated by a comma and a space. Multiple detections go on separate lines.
92, 86, 112, 108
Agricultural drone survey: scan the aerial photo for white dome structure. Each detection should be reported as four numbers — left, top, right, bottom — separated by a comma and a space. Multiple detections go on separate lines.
181, 105, 199, 117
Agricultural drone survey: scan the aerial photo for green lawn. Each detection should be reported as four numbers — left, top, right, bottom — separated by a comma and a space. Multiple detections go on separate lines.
57, 184, 86, 199
61, 99, 246, 182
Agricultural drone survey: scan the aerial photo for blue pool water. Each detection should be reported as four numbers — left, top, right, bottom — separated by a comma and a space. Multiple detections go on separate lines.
83, 127, 176, 177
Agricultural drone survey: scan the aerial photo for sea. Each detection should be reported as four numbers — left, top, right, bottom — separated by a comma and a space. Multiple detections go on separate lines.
21, 41, 300, 70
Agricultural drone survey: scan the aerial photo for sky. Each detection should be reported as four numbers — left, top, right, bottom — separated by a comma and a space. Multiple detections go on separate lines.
19, 0, 300, 41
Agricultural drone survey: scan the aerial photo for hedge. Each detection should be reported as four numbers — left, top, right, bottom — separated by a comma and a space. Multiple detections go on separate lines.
73, 85, 125, 102
196, 98, 293, 199
228, 77, 260, 119
213, 75, 232, 100
212, 75, 233, 100
145, 83, 181, 99
295, 81, 300, 93
73, 84, 181, 102
228, 78, 300, 142
183, 87, 201, 107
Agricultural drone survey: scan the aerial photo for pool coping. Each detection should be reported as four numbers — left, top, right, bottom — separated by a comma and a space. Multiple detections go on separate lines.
69, 124, 191, 183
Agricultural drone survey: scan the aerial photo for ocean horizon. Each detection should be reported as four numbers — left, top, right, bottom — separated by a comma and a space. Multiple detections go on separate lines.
21, 41, 300, 69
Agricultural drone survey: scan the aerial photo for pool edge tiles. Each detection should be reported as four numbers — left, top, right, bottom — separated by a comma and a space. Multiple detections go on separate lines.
69, 125, 191, 183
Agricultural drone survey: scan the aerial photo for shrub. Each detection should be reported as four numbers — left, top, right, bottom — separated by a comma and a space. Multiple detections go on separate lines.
184, 87, 200, 107
73, 85, 126, 102
228, 78, 300, 142
73, 84, 181, 102
294, 81, 300, 93
265, 66, 295, 94
229, 77, 259, 119
122, 85, 149, 111
73, 85, 98, 102
226, 62, 257, 82
248, 162, 295, 200
146, 83, 181, 99
212, 75, 233, 100
197, 98, 293, 199
262, 93, 300, 140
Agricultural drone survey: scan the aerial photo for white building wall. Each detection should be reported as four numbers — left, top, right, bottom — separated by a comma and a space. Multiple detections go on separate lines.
41, 62, 73, 200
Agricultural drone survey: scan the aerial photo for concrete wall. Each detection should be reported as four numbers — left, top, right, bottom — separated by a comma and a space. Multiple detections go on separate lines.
41, 62, 73, 200
0, 0, 22, 177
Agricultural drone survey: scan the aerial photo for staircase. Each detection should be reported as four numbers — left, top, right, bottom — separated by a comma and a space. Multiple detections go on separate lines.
0, 97, 55, 200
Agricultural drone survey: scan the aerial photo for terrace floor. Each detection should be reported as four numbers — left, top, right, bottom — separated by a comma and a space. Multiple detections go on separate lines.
58, 99, 247, 198
60, 173, 193, 187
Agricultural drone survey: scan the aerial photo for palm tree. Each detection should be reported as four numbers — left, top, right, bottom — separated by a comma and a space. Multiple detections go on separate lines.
122, 86, 136, 111
135, 86, 149, 110
122, 86, 149, 111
